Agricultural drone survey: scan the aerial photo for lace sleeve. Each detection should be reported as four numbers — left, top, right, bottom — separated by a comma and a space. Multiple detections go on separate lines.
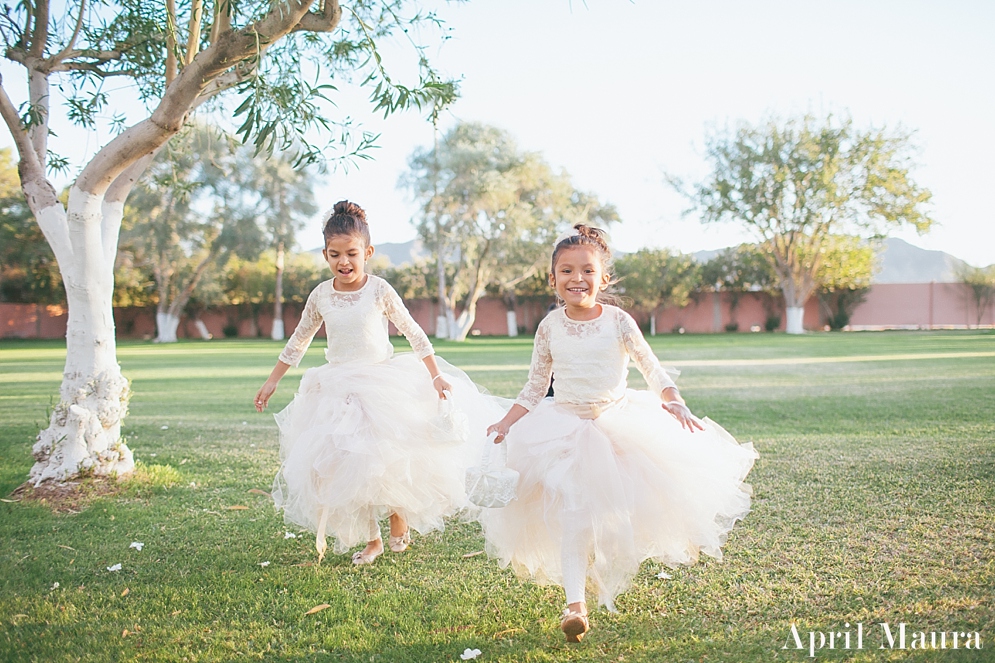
514, 319, 553, 411
377, 280, 434, 359
618, 309, 678, 397
278, 285, 324, 367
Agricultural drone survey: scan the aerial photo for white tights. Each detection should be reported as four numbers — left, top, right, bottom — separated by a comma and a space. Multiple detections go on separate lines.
561, 509, 592, 606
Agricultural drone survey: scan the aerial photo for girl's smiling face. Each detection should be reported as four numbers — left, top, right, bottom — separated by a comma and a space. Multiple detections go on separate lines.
323, 234, 374, 291
551, 245, 610, 314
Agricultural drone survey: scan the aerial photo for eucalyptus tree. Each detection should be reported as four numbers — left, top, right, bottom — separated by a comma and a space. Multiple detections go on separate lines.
404, 122, 617, 340
0, 0, 457, 485
676, 113, 932, 333
815, 235, 876, 330
957, 264, 995, 328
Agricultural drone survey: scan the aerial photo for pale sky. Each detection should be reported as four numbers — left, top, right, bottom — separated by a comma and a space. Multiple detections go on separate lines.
3, 1, 993, 266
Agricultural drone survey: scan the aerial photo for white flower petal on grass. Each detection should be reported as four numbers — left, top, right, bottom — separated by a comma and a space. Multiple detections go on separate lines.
50, 582, 59, 590
656, 570, 672, 580
107, 563, 122, 572
460, 648, 482, 660
284, 532, 297, 539
130, 542, 144, 551
242, 421, 248, 425
259, 561, 270, 567
160, 425, 169, 430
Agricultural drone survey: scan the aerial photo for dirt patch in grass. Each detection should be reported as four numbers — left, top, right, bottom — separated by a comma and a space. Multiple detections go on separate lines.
8, 476, 126, 513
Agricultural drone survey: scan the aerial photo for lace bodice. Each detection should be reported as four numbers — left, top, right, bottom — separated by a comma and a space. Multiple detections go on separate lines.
278, 275, 434, 367
514, 306, 678, 411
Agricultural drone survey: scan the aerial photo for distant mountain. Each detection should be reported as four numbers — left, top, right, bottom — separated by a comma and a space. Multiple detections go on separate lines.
689, 237, 967, 284
872, 237, 967, 284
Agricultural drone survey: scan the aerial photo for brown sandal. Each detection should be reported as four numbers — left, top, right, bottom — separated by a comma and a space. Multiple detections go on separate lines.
560, 608, 590, 643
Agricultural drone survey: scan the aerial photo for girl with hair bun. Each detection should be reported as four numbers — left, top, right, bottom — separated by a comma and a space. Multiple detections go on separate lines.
255, 200, 502, 566
481, 224, 758, 642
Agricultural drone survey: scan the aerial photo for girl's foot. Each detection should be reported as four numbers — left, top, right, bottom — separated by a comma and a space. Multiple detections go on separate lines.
388, 530, 411, 553
560, 607, 590, 643
351, 538, 383, 565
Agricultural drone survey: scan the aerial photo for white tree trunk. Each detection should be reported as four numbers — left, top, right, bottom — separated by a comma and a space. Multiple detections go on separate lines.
156, 311, 181, 343
506, 310, 518, 337
785, 306, 805, 334
30, 191, 133, 485
452, 308, 476, 341
271, 319, 285, 340
650, 314, 657, 336
272, 242, 285, 340
194, 319, 212, 340
435, 315, 449, 339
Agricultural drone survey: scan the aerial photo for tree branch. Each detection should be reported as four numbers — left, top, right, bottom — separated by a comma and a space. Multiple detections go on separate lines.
165, 0, 179, 86
28, 0, 49, 59
185, 0, 204, 65
0, 75, 58, 212
76, 0, 320, 197
49, 0, 86, 67
293, 0, 341, 32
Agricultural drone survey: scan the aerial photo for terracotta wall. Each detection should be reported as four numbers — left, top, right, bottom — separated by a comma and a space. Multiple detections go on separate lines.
2, 283, 992, 340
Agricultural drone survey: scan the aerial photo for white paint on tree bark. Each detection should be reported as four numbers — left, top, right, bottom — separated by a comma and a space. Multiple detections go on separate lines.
506, 310, 518, 337
271, 319, 285, 340
435, 315, 449, 339
650, 314, 657, 336
194, 319, 212, 340
30, 187, 133, 485
786, 306, 805, 334
156, 312, 180, 343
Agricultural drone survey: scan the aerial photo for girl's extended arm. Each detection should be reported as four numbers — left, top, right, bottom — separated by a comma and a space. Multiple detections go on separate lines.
254, 285, 323, 412
486, 321, 553, 442
619, 311, 704, 432
379, 280, 449, 399
255, 361, 290, 412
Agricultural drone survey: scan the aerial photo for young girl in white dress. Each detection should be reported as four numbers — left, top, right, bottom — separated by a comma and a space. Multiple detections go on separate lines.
483, 225, 758, 642
255, 200, 497, 565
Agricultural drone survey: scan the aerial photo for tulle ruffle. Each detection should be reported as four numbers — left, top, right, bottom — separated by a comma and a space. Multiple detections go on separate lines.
272, 354, 503, 554
478, 390, 757, 609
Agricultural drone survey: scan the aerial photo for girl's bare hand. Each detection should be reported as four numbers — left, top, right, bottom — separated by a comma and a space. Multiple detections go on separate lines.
663, 401, 705, 433
432, 375, 452, 399
486, 421, 512, 443
254, 380, 278, 413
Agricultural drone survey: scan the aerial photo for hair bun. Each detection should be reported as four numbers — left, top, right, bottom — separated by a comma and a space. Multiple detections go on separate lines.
333, 200, 367, 224
573, 224, 609, 250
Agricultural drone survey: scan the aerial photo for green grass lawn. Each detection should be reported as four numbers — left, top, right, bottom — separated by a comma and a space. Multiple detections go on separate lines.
1, 331, 993, 662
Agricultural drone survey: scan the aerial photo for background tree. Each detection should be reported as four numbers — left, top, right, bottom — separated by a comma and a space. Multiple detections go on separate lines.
615, 249, 699, 335
228, 147, 318, 340
957, 264, 995, 328
676, 113, 932, 334
815, 235, 876, 331
0, 0, 457, 485
223, 251, 325, 338
404, 122, 618, 340
700, 243, 778, 331
0, 148, 62, 305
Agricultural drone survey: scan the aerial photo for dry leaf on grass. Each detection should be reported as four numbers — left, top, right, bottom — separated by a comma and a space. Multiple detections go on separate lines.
121, 588, 129, 597
462, 550, 485, 558
248, 489, 270, 496
226, 505, 249, 511
122, 629, 129, 638
305, 604, 331, 616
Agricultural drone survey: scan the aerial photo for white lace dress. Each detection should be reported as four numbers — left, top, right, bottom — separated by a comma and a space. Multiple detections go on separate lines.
272, 275, 503, 554
478, 305, 757, 609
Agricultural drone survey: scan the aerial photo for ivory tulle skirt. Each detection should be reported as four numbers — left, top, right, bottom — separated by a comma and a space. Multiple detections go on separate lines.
477, 391, 758, 609
272, 354, 504, 555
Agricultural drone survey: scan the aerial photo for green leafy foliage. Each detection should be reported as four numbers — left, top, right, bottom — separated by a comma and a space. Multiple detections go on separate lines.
678, 113, 933, 307
404, 122, 618, 338
615, 249, 700, 315
0, 149, 64, 304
